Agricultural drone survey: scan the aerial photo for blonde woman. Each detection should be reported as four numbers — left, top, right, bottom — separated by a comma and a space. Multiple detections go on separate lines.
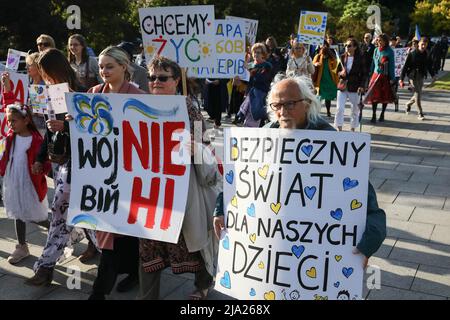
286, 41, 315, 78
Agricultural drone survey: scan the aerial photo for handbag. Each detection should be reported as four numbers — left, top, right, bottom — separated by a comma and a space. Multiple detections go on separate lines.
47, 132, 70, 164
337, 78, 348, 91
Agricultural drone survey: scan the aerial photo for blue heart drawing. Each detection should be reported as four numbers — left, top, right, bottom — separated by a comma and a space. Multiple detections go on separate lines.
334, 281, 340, 288
304, 186, 317, 200
292, 245, 305, 258
247, 203, 256, 217
222, 235, 229, 250
225, 170, 234, 184
330, 208, 343, 221
342, 267, 354, 278
220, 271, 231, 289
343, 177, 359, 191
249, 288, 256, 296
301, 145, 313, 157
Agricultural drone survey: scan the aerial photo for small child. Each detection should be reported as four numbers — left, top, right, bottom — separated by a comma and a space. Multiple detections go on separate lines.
0, 103, 51, 264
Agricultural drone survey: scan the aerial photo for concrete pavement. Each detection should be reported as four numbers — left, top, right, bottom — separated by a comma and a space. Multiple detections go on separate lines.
0, 61, 449, 300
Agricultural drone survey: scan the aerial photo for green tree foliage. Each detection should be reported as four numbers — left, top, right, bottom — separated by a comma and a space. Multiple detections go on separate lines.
323, 0, 394, 42
411, 0, 450, 36
0, 0, 65, 57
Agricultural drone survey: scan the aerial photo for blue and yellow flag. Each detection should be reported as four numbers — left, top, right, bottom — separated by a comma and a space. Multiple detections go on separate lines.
415, 24, 421, 41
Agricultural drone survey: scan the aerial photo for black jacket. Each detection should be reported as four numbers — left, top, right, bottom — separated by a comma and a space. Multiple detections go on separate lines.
400, 49, 434, 81
339, 53, 367, 92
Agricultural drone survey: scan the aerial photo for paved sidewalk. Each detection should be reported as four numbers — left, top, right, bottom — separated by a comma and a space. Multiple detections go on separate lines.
1, 62, 449, 300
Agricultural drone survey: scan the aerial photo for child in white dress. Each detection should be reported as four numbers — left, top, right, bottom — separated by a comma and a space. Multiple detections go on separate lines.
0, 104, 51, 264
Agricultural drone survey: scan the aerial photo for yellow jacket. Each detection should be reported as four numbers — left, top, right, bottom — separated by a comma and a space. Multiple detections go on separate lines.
312, 54, 339, 90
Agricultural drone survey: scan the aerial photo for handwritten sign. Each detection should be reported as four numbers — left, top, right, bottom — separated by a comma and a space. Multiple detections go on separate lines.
67, 93, 191, 243
394, 48, 408, 78
188, 20, 248, 80
6, 49, 27, 71
139, 5, 215, 68
215, 128, 370, 300
297, 11, 328, 46
0, 71, 29, 106
47, 83, 69, 114
226, 16, 259, 47
0, 113, 8, 159
29, 84, 48, 114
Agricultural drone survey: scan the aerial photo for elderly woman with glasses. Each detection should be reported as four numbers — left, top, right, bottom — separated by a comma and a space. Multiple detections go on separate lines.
138, 56, 220, 301
286, 40, 315, 78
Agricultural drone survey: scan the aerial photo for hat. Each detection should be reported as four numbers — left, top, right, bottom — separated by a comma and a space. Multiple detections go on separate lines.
117, 42, 135, 59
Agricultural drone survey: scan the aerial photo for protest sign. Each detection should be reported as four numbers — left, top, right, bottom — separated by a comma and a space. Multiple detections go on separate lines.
297, 11, 328, 46
6, 49, 27, 71
215, 128, 371, 300
394, 48, 409, 78
226, 16, 258, 47
29, 84, 48, 114
67, 93, 191, 243
0, 71, 29, 106
0, 113, 8, 159
139, 5, 215, 68
47, 83, 69, 114
188, 19, 248, 80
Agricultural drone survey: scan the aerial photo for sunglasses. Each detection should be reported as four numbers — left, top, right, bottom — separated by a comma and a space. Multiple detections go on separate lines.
149, 75, 174, 82
37, 42, 50, 47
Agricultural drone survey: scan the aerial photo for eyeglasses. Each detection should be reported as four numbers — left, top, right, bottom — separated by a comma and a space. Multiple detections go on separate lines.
345, 44, 353, 48
269, 99, 306, 111
294, 47, 303, 50
149, 75, 174, 82
37, 42, 50, 47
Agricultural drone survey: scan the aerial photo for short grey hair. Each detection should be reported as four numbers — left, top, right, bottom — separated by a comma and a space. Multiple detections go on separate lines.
266, 73, 322, 126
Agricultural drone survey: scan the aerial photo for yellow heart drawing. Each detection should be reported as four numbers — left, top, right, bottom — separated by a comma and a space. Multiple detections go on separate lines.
231, 196, 238, 208
335, 255, 342, 262
258, 261, 264, 269
271, 202, 281, 214
258, 164, 269, 179
306, 267, 317, 278
249, 233, 256, 243
264, 291, 275, 300
351, 199, 362, 210
231, 147, 239, 160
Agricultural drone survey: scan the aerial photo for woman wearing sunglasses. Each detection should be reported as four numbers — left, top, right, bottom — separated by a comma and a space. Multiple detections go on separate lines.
138, 56, 219, 301
87, 46, 145, 299
36, 34, 55, 52
286, 40, 315, 78
334, 38, 367, 131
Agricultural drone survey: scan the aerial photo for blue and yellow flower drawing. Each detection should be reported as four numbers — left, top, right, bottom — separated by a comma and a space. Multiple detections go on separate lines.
72, 94, 114, 136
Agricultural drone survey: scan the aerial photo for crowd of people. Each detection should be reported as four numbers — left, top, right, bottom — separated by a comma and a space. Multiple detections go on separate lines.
0, 27, 447, 299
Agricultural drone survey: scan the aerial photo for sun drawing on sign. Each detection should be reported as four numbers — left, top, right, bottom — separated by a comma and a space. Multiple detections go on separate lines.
146, 44, 156, 55
199, 42, 212, 58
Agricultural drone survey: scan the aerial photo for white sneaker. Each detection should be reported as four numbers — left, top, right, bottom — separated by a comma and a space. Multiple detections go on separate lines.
8, 243, 30, 265
417, 115, 425, 120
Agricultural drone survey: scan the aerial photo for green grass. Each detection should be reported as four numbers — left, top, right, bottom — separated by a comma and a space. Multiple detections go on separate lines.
431, 72, 450, 90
